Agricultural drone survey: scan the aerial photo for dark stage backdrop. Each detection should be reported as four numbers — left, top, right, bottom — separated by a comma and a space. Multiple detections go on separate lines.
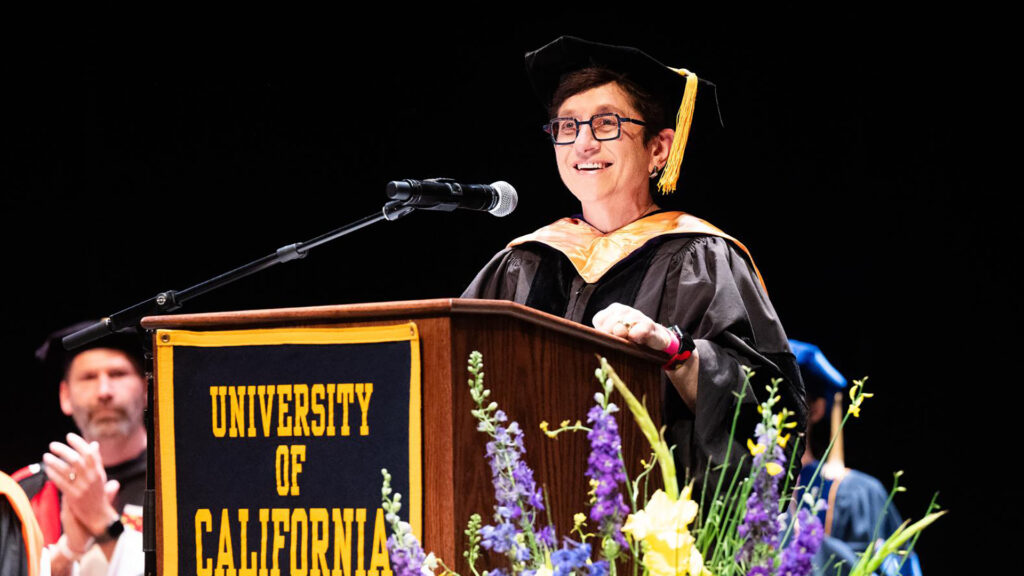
2, 10, 1013, 574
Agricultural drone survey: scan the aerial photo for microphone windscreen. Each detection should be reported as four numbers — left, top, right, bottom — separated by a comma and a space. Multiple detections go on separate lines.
489, 181, 518, 217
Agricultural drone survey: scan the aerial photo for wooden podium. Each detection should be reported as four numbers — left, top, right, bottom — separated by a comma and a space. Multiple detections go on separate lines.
142, 299, 665, 575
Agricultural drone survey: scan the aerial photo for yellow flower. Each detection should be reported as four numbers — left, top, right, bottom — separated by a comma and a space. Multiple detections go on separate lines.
777, 433, 790, 448
573, 513, 587, 530
622, 488, 711, 576
765, 462, 783, 476
846, 379, 874, 418
747, 438, 766, 456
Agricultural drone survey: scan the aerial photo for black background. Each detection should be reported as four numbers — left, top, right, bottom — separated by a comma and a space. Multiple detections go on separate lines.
2, 8, 1015, 573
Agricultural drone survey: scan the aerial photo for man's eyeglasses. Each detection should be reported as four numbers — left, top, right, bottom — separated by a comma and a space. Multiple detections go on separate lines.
543, 113, 647, 145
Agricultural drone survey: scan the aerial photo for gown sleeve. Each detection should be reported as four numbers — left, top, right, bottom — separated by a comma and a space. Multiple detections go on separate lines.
461, 247, 538, 303
648, 236, 807, 487
0, 497, 29, 576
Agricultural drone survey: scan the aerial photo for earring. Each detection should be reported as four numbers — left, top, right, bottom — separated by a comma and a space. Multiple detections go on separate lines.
649, 166, 661, 179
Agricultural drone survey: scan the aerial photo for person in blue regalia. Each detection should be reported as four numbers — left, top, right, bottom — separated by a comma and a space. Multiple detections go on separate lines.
791, 339, 923, 576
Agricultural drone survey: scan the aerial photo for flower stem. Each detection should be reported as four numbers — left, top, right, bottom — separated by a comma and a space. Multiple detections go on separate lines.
599, 357, 678, 499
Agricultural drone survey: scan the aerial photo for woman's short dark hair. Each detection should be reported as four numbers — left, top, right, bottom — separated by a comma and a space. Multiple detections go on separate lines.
548, 67, 669, 143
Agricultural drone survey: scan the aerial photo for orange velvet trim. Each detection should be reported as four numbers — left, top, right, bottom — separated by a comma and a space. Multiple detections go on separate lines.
508, 211, 766, 290
1, 472, 45, 576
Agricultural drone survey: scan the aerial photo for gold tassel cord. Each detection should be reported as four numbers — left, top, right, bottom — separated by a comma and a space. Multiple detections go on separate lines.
657, 69, 698, 194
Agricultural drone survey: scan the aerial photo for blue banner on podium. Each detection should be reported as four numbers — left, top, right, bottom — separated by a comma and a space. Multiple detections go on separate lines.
155, 324, 421, 576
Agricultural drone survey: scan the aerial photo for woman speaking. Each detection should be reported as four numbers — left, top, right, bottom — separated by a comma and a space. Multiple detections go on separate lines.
463, 36, 806, 485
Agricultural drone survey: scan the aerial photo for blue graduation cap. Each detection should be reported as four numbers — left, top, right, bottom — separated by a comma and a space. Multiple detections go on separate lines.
789, 338, 846, 409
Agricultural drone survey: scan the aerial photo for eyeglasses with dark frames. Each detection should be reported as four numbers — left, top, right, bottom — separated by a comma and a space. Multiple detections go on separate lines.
542, 113, 647, 145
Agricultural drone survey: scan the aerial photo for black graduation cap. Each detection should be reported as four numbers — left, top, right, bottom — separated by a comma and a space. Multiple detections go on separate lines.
35, 321, 144, 384
524, 36, 721, 194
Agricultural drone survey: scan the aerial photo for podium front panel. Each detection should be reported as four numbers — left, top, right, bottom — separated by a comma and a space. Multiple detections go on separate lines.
154, 324, 422, 576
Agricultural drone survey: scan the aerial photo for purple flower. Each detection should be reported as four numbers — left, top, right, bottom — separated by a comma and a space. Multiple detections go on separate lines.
551, 541, 592, 576
480, 522, 517, 554
479, 412, 544, 563
736, 422, 788, 571
387, 534, 432, 576
778, 509, 823, 576
585, 404, 630, 548
537, 526, 557, 547
587, 560, 609, 576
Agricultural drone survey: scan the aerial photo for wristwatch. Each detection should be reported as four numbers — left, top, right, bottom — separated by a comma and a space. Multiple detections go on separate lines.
662, 325, 696, 370
94, 516, 125, 544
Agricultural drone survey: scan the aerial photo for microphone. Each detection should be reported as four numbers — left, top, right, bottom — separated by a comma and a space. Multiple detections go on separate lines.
385, 179, 518, 217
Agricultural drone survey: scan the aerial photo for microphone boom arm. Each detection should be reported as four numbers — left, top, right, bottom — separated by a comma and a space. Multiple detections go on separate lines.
62, 200, 416, 350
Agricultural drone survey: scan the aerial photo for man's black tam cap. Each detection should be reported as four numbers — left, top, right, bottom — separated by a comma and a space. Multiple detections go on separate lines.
35, 321, 144, 383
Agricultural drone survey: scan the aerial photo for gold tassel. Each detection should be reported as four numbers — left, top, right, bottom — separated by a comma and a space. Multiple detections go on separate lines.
656, 69, 699, 194
826, 391, 846, 470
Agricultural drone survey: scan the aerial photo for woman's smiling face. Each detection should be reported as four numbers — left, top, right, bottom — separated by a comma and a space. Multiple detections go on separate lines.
553, 82, 659, 209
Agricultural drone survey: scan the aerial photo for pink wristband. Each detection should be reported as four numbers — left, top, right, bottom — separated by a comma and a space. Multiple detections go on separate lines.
662, 327, 680, 356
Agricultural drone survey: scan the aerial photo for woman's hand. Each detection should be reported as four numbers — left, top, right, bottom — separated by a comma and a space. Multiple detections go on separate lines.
592, 302, 699, 410
592, 303, 673, 352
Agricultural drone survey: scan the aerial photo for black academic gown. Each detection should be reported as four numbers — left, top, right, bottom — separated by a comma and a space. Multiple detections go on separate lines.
462, 213, 807, 491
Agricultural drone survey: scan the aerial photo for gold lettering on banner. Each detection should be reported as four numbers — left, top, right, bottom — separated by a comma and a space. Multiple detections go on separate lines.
310, 384, 326, 437
211, 387, 227, 438
259, 509, 270, 576
369, 508, 393, 576
290, 445, 306, 496
355, 384, 373, 436
216, 508, 236, 576
310, 509, 330, 576
196, 509, 213, 576
230, 387, 246, 438
331, 508, 354, 576
239, 509, 256, 576
194, 508, 390, 576
277, 386, 293, 437
354, 508, 366, 576
336, 384, 354, 437
290, 508, 309, 576
293, 385, 311, 437
274, 445, 306, 496
325, 384, 337, 436
247, 386, 258, 438
209, 383, 374, 439
259, 386, 276, 437
271, 509, 289, 576
275, 446, 290, 497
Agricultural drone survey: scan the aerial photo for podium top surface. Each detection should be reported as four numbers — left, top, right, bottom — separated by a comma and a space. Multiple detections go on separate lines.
140, 298, 664, 363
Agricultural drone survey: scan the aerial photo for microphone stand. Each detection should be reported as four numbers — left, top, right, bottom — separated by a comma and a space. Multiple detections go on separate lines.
62, 200, 415, 349
60, 199, 416, 576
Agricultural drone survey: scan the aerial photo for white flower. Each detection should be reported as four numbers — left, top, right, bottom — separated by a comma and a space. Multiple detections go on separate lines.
421, 552, 438, 576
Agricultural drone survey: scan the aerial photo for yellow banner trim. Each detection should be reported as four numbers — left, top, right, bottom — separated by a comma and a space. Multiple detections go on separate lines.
155, 323, 423, 576
155, 342, 179, 576
158, 323, 418, 347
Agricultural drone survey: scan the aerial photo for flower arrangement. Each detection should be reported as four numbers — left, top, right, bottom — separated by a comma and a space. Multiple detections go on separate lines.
381, 353, 942, 576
